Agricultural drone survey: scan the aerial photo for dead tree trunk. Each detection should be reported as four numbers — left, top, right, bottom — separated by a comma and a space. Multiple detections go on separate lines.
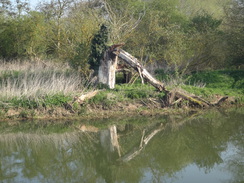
115, 49, 169, 92
117, 48, 229, 107
99, 45, 228, 107
98, 48, 118, 89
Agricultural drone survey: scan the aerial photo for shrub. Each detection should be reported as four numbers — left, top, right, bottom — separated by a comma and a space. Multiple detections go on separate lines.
186, 71, 236, 88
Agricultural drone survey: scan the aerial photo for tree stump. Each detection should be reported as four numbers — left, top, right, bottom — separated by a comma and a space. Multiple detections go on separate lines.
98, 48, 118, 89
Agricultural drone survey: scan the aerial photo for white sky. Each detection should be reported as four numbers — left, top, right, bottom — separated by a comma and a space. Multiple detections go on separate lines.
29, 0, 40, 7
10, 0, 50, 9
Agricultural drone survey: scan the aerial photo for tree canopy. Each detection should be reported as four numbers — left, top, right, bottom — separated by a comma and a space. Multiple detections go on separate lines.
0, 0, 243, 73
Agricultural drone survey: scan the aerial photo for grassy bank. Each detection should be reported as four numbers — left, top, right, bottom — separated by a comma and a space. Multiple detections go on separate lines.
0, 60, 243, 120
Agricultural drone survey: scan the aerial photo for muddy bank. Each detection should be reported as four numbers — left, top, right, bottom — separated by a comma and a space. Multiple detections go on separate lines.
0, 96, 240, 122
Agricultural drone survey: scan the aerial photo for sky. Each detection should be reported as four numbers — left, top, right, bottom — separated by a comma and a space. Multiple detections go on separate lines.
10, 0, 50, 9
29, 0, 40, 7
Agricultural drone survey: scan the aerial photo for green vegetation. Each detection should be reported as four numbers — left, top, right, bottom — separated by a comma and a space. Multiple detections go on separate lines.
0, 0, 243, 120
185, 70, 244, 89
0, 59, 243, 120
182, 70, 244, 103
0, 0, 243, 71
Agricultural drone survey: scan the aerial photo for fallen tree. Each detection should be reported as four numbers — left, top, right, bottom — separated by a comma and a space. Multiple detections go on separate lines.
98, 45, 228, 107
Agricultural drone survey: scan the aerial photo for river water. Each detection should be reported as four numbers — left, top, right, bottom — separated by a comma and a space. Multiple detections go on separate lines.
0, 108, 243, 183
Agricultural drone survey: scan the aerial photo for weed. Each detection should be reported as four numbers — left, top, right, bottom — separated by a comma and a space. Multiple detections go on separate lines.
185, 70, 244, 89
88, 92, 116, 109
43, 94, 72, 107
77, 107, 87, 116
0, 110, 5, 118
126, 89, 148, 99
0, 60, 90, 99
19, 110, 28, 118
88, 92, 108, 104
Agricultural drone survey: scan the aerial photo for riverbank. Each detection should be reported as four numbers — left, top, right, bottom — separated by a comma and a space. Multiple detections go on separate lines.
0, 89, 242, 121
0, 61, 243, 121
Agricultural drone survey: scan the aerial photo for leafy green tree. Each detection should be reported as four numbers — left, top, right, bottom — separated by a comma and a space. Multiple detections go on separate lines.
184, 12, 227, 71
178, 0, 231, 18
224, 0, 244, 68
67, 1, 101, 75
190, 13, 222, 33
37, 0, 75, 58
88, 24, 109, 73
126, 0, 189, 68
0, 11, 49, 59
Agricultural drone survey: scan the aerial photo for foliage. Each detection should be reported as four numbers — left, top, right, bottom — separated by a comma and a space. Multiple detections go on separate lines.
185, 70, 244, 89
88, 91, 116, 109
2, 94, 72, 109
223, 0, 244, 68
0, 0, 243, 76
88, 24, 109, 73
190, 13, 222, 33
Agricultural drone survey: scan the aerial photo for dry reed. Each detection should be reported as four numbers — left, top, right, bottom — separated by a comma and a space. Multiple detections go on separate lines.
0, 60, 92, 99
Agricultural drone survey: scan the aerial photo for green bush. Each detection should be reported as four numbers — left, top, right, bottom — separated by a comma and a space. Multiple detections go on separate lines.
3, 94, 72, 109
185, 70, 241, 88
88, 92, 108, 104
19, 110, 28, 118
43, 94, 72, 107
126, 89, 149, 99
9, 97, 39, 109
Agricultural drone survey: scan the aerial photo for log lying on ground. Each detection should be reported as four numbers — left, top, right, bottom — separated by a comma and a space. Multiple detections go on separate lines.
112, 48, 228, 107
74, 90, 99, 104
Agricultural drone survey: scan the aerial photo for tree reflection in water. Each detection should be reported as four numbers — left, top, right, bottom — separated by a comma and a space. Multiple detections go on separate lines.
0, 109, 243, 183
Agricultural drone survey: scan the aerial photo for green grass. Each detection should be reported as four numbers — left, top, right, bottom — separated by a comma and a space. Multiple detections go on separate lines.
183, 70, 244, 103
0, 60, 243, 119
154, 69, 244, 103
185, 70, 244, 89
0, 94, 73, 111
0, 60, 93, 113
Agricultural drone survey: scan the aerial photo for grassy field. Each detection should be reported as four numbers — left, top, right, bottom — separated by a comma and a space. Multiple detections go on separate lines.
0, 60, 243, 120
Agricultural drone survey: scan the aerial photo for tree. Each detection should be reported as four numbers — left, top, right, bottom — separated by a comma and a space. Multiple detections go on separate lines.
37, 0, 75, 58
183, 12, 227, 71
102, 0, 145, 43
0, 0, 30, 18
67, 1, 102, 75
125, 0, 190, 71
224, 0, 244, 68
0, 11, 49, 59
88, 24, 109, 73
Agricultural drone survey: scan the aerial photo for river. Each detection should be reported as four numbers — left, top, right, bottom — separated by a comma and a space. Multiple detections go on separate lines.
0, 108, 243, 183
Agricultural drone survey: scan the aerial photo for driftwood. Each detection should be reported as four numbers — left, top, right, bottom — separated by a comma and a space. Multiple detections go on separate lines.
112, 47, 228, 107
115, 49, 168, 92
97, 45, 228, 107
74, 90, 99, 104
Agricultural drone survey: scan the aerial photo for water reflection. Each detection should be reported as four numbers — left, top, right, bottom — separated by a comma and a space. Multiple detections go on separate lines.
0, 109, 243, 183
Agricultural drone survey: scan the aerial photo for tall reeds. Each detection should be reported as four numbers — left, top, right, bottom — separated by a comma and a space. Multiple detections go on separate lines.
0, 60, 91, 100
